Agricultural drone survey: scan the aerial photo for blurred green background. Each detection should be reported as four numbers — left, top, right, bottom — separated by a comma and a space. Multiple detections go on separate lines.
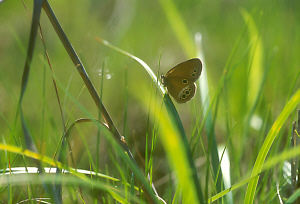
0, 0, 299, 202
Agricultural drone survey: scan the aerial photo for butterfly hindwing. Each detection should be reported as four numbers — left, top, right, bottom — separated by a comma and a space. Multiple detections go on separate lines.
166, 77, 196, 103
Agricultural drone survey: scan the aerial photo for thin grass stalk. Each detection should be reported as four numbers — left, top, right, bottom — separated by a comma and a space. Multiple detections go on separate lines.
52, 73, 159, 203
297, 110, 300, 204
41, 1, 121, 140
94, 62, 105, 203
194, 29, 252, 197
145, 80, 154, 179
19, 0, 61, 202
291, 122, 297, 193
41, 0, 154, 197
195, 33, 224, 193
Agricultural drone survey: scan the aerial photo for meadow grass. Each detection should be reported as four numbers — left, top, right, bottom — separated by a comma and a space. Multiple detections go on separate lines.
0, 0, 300, 203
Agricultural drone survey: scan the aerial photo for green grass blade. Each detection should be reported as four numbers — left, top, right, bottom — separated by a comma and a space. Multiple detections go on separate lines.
52, 73, 159, 203
158, 0, 223, 193
158, 0, 196, 57
0, 133, 150, 203
19, 0, 43, 153
244, 89, 300, 204
163, 95, 204, 203
97, 38, 204, 203
241, 9, 264, 109
209, 145, 300, 202
286, 188, 300, 203
19, 0, 61, 202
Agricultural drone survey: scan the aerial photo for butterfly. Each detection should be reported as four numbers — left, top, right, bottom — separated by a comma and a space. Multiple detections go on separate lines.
161, 58, 202, 103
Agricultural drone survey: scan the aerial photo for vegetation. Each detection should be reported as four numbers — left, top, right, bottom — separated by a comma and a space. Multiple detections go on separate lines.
0, 0, 299, 203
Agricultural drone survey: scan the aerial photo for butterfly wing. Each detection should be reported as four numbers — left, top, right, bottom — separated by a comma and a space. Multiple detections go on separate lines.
165, 58, 202, 83
166, 77, 196, 103
162, 58, 202, 103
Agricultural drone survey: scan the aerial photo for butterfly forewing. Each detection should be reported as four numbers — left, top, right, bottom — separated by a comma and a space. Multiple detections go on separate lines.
165, 58, 202, 83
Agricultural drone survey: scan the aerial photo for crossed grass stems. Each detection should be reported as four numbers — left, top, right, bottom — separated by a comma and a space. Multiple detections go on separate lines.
18, 0, 201, 203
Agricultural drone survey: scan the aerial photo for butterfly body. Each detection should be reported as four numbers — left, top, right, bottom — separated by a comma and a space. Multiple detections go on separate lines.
162, 58, 202, 103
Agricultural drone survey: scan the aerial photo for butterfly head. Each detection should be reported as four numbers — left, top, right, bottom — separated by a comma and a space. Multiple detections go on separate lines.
161, 75, 168, 87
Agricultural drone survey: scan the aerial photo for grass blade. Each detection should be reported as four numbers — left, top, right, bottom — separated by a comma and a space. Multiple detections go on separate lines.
158, 0, 196, 57
19, 0, 61, 202
244, 89, 300, 203
96, 38, 204, 203
158, 0, 224, 193
209, 145, 300, 202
